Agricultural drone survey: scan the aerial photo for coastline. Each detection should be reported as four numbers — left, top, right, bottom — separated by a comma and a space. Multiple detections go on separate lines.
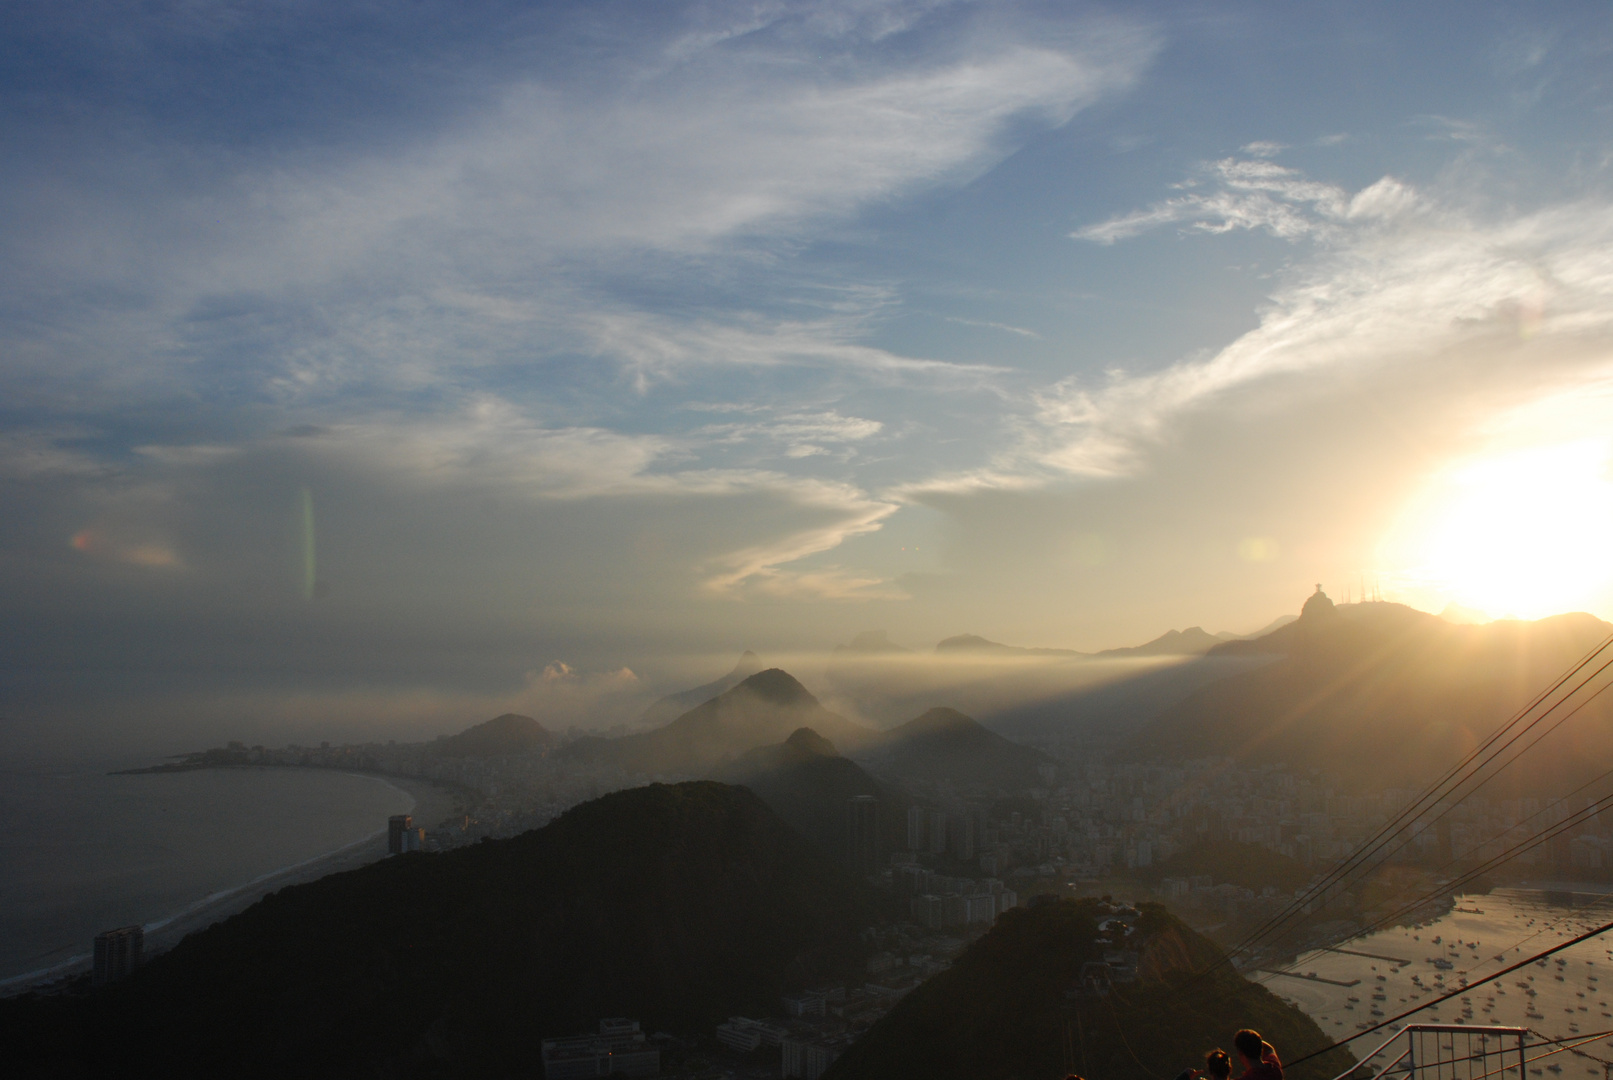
0, 770, 465, 997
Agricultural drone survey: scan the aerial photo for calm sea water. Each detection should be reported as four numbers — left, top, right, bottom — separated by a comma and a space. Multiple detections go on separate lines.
0, 763, 413, 984
1261, 889, 1613, 1073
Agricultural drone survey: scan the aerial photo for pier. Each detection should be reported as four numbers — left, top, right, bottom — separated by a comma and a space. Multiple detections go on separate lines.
1260, 968, 1362, 987
1325, 947, 1415, 966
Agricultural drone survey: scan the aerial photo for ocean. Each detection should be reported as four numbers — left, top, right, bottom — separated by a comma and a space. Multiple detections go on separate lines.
0, 760, 414, 987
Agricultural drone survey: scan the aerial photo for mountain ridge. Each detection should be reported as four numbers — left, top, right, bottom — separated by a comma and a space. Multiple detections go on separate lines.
563, 668, 877, 776
0, 782, 872, 1079
1124, 590, 1613, 790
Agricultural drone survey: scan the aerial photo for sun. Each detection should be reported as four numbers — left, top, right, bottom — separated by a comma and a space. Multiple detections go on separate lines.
1381, 438, 1613, 621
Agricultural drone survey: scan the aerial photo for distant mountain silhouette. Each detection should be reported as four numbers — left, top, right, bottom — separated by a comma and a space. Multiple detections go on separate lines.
430, 713, 553, 757
934, 620, 1294, 659
718, 728, 909, 866
1, 783, 873, 1079
984, 652, 1275, 742
833, 630, 911, 656
934, 634, 1083, 657
1095, 626, 1224, 657
825, 898, 1352, 1080
562, 669, 877, 776
640, 650, 765, 726
862, 707, 1052, 789
1125, 589, 1613, 790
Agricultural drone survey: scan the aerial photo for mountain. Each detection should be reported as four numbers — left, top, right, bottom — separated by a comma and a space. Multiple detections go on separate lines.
861, 707, 1053, 789
984, 652, 1273, 743
825, 898, 1353, 1080
1095, 626, 1225, 657
717, 728, 909, 867
935, 620, 1296, 660
833, 630, 911, 656
1123, 589, 1613, 790
562, 669, 878, 776
726, 724, 842, 772
823, 620, 1296, 734
0, 782, 873, 1079
430, 712, 552, 757
934, 634, 1083, 657
640, 650, 765, 727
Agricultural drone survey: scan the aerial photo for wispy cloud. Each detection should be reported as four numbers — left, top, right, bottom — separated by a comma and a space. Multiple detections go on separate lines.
1073, 156, 1420, 245
942, 316, 1042, 338
1047, 179, 1613, 478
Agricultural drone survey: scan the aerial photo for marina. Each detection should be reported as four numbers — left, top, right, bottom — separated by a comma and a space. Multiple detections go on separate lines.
1258, 888, 1613, 1073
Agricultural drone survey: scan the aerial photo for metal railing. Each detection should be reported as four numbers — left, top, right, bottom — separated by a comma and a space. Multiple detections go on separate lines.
1329, 1026, 1528, 1080
1327, 1025, 1613, 1080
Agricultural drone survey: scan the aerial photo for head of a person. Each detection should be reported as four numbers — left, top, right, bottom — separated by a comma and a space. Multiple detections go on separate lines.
1234, 1030, 1265, 1066
1206, 1050, 1233, 1080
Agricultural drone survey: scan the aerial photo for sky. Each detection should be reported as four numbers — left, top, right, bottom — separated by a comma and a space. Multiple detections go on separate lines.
4, 0, 1613, 743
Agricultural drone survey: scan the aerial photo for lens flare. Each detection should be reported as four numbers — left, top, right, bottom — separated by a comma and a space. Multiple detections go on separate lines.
1381, 438, 1613, 620
301, 487, 317, 600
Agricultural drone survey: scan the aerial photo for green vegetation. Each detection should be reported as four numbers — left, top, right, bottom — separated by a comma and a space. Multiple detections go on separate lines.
0, 782, 873, 1079
826, 899, 1355, 1080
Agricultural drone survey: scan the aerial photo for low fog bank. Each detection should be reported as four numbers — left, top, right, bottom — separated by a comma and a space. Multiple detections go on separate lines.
0, 627, 1257, 767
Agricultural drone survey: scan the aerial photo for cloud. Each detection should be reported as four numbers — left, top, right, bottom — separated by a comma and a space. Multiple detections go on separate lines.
698, 476, 900, 597
1047, 192, 1613, 476
577, 308, 1008, 388
942, 316, 1042, 338
1072, 156, 1423, 245
0, 6, 1154, 406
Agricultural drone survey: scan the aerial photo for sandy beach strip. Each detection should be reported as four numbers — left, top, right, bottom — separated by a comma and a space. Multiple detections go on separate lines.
0, 770, 468, 997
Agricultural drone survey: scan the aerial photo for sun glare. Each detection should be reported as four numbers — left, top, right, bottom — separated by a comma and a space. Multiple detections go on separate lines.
1383, 438, 1613, 621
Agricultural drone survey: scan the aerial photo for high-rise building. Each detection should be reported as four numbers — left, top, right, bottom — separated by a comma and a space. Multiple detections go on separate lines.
388, 814, 423, 854
927, 809, 947, 855
906, 805, 927, 851
847, 796, 878, 876
946, 813, 974, 860
93, 925, 143, 986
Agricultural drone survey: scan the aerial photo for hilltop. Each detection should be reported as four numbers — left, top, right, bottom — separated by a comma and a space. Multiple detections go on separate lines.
1123, 589, 1613, 790
862, 707, 1053, 789
717, 728, 910, 868
826, 898, 1353, 1080
561, 669, 877, 776
430, 712, 552, 757
0, 782, 872, 1079
640, 650, 765, 727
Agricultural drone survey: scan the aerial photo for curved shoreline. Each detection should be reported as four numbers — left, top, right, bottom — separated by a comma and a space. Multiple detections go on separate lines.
0, 771, 460, 997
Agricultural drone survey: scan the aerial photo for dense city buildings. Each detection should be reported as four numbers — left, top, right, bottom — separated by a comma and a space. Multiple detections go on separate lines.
542, 1018, 660, 1079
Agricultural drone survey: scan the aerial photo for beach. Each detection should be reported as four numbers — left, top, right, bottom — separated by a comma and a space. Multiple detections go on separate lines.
0, 765, 464, 993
